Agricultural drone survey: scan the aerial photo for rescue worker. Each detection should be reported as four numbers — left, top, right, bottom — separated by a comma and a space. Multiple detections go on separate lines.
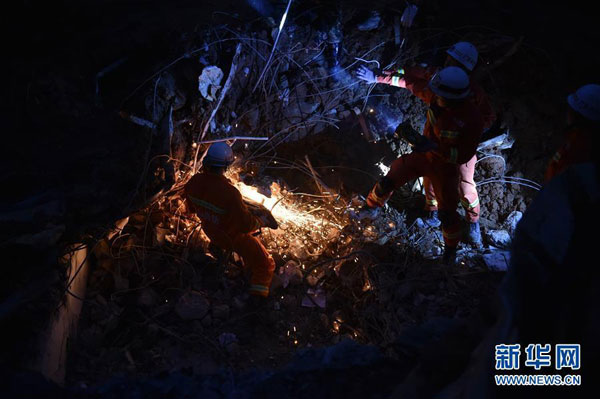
545, 83, 600, 181
357, 41, 493, 248
184, 142, 276, 299
364, 66, 484, 265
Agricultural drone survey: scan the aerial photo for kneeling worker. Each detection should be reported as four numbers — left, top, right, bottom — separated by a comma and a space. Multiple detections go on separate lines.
185, 142, 277, 298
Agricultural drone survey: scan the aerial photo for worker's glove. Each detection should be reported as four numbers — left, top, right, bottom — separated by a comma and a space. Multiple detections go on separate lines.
356, 66, 377, 84
257, 212, 279, 230
395, 121, 438, 153
366, 177, 395, 208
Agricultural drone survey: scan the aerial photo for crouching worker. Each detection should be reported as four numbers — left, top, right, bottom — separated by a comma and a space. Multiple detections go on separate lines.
184, 142, 277, 298
365, 67, 483, 266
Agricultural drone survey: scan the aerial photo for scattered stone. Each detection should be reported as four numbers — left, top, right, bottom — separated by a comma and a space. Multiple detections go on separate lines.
486, 229, 512, 248
279, 260, 304, 288
212, 304, 230, 320
232, 296, 247, 310
201, 314, 212, 327
302, 288, 326, 308
504, 210, 523, 235
483, 250, 511, 272
357, 11, 381, 31
282, 294, 297, 308
218, 333, 239, 354
320, 313, 329, 329
137, 288, 159, 308
306, 274, 319, 287
175, 292, 210, 320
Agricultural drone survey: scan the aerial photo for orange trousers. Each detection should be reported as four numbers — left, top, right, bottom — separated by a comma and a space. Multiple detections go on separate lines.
388, 152, 462, 247
232, 233, 275, 297
424, 155, 480, 223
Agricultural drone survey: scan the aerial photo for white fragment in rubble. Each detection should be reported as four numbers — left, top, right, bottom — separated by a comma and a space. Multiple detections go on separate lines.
198, 66, 224, 101
504, 210, 523, 235
483, 250, 511, 271
487, 229, 512, 248
375, 162, 390, 175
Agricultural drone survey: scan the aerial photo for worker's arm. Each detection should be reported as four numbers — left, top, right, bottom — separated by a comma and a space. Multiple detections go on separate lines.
230, 189, 262, 233
401, 66, 438, 105
375, 68, 408, 88
544, 129, 592, 182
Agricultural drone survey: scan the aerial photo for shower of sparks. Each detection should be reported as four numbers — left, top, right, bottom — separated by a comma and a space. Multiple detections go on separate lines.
234, 181, 332, 228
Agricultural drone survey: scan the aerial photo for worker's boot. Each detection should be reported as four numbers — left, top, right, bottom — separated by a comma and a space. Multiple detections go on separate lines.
423, 210, 441, 228
442, 246, 457, 267
466, 221, 483, 249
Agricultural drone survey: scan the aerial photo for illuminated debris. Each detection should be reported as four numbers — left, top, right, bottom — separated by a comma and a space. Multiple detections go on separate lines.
503, 210, 523, 235
486, 229, 511, 249
301, 288, 326, 309
197, 66, 224, 102
279, 260, 303, 288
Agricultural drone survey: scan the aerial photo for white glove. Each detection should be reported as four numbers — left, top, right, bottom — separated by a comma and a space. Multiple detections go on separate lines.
356, 66, 377, 84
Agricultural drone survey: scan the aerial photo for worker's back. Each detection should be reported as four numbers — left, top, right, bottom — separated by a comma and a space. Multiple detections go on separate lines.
185, 172, 259, 248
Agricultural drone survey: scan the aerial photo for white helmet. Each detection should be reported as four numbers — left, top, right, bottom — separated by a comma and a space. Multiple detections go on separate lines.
447, 41, 478, 72
429, 66, 470, 99
567, 84, 600, 121
204, 142, 234, 167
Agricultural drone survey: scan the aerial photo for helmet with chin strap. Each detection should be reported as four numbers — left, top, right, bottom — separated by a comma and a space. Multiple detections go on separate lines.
428, 66, 470, 100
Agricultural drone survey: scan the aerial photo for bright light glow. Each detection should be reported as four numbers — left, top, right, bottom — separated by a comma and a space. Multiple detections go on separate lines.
235, 180, 330, 228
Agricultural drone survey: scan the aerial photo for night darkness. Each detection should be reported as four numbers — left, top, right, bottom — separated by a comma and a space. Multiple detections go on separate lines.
2, 1, 599, 398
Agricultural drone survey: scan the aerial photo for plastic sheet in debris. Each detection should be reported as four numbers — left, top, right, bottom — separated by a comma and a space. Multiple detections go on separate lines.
198, 66, 224, 101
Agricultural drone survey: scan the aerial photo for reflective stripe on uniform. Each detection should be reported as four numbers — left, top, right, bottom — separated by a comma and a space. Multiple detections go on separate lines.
449, 148, 458, 163
249, 284, 269, 295
427, 109, 437, 125
391, 76, 401, 86
461, 197, 480, 209
189, 196, 227, 214
441, 130, 460, 139
426, 199, 438, 206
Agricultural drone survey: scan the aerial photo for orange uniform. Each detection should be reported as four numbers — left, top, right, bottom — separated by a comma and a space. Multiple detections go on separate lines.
544, 125, 595, 182
185, 172, 275, 297
369, 80, 484, 247
377, 65, 493, 223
